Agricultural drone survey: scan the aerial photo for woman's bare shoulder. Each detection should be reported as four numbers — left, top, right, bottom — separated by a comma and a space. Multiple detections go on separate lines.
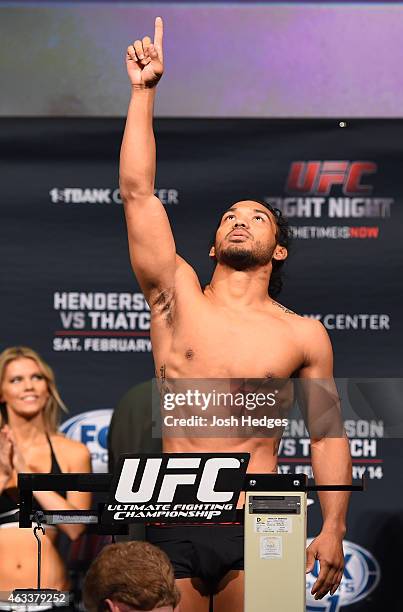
50, 433, 91, 464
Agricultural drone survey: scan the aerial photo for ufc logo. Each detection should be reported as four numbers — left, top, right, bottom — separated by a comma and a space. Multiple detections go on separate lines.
286, 161, 376, 196
115, 456, 241, 503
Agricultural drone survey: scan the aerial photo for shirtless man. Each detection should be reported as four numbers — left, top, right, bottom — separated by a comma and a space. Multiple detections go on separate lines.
120, 17, 352, 612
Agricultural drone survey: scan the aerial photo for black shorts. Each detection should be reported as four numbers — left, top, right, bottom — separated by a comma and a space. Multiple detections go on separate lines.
146, 524, 244, 587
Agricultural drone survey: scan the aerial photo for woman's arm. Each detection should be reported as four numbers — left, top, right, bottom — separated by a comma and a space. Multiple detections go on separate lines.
32, 440, 92, 540
5, 427, 92, 541
0, 428, 13, 494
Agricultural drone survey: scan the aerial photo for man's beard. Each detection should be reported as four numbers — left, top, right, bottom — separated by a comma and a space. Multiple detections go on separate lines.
215, 242, 274, 271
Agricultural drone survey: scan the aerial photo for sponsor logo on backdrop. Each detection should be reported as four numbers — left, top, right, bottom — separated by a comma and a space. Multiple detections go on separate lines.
306, 540, 380, 611
52, 291, 152, 353
265, 161, 393, 239
279, 419, 384, 481
303, 313, 390, 331
49, 188, 179, 205
60, 409, 112, 472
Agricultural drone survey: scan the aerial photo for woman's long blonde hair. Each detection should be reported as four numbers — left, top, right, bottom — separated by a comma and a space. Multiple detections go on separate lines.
0, 346, 68, 432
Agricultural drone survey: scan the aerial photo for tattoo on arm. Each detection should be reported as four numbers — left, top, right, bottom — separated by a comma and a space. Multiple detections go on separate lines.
160, 364, 166, 384
159, 363, 172, 395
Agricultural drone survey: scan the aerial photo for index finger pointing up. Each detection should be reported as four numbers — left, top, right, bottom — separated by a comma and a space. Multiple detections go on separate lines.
154, 16, 163, 54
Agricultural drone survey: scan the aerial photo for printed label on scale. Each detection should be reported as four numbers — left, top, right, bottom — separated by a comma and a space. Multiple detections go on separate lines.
254, 516, 292, 534
260, 536, 283, 560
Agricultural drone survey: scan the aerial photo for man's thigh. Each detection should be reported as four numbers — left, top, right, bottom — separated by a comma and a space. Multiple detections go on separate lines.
176, 577, 210, 612
214, 570, 244, 612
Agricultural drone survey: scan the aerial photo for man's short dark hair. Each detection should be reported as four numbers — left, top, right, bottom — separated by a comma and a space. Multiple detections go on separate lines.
212, 199, 291, 297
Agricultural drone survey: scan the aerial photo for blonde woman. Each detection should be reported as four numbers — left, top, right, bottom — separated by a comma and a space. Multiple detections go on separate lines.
0, 346, 91, 591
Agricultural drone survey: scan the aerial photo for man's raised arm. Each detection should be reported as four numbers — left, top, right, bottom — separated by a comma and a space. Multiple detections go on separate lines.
120, 17, 176, 304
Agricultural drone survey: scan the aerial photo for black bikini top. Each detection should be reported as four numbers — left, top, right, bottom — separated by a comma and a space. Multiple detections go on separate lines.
0, 433, 67, 526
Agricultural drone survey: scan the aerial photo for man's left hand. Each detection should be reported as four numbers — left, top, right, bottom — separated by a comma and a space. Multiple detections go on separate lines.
306, 531, 344, 599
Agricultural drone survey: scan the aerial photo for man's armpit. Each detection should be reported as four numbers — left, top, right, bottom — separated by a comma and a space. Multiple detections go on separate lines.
151, 287, 175, 326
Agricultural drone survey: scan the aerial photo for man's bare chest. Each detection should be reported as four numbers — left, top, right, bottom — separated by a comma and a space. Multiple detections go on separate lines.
155, 306, 304, 379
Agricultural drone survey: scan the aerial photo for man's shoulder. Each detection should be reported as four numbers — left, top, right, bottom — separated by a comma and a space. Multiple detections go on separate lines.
270, 300, 329, 336
287, 314, 332, 360
270, 299, 301, 318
